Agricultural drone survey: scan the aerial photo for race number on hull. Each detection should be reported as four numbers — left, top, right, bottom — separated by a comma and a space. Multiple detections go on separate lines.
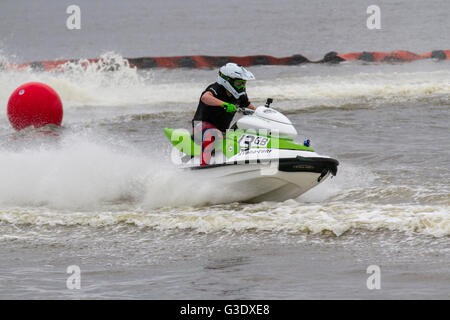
238, 134, 270, 148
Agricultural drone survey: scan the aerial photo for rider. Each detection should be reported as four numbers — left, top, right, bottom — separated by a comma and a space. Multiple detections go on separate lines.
192, 63, 255, 165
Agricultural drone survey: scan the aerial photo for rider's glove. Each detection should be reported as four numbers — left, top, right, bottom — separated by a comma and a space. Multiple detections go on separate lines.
222, 102, 237, 113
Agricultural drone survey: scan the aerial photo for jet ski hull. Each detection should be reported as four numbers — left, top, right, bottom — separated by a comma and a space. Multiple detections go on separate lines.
164, 104, 339, 203
187, 156, 338, 203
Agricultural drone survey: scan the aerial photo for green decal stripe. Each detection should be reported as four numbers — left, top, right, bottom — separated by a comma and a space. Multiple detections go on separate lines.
163, 128, 314, 158
272, 138, 315, 151
164, 128, 201, 156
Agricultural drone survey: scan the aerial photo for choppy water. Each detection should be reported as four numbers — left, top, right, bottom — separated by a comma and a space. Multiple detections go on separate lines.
0, 0, 449, 299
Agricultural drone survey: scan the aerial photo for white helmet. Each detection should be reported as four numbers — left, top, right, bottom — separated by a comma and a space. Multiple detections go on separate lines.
217, 63, 255, 99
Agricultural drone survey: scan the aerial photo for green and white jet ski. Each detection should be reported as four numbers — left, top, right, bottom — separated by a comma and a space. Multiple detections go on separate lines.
164, 99, 339, 203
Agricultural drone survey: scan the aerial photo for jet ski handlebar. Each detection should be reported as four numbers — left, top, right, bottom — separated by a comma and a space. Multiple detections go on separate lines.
238, 107, 255, 115
238, 98, 273, 115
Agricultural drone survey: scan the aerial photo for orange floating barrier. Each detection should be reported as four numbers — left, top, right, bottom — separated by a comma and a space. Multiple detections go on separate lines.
390, 50, 422, 61
2, 50, 449, 71
336, 52, 362, 61
421, 50, 450, 60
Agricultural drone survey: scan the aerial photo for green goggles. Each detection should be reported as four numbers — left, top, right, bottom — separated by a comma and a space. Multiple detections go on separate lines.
233, 79, 246, 90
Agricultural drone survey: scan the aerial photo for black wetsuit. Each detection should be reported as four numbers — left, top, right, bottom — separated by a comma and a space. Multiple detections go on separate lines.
192, 82, 251, 132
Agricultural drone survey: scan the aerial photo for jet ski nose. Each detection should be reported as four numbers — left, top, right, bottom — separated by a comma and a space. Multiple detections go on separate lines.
279, 156, 339, 175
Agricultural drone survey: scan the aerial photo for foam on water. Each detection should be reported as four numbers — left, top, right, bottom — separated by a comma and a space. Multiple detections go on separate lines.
0, 201, 448, 238
0, 53, 449, 111
0, 53, 448, 240
0, 133, 149, 209
0, 137, 447, 238
0, 52, 156, 108
0, 128, 241, 210
252, 69, 450, 111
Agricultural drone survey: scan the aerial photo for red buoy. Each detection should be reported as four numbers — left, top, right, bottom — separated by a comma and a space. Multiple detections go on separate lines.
7, 82, 63, 131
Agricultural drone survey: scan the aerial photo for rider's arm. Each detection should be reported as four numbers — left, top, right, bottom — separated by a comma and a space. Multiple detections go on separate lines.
202, 91, 255, 110
239, 94, 255, 110
201, 91, 225, 107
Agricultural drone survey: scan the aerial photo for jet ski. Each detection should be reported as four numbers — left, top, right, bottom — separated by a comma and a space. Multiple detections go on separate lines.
164, 98, 339, 203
